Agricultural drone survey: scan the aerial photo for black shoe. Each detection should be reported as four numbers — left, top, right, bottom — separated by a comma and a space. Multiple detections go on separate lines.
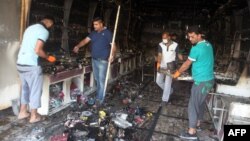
179, 131, 198, 140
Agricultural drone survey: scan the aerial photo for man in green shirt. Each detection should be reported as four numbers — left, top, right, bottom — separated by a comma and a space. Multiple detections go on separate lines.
173, 25, 214, 140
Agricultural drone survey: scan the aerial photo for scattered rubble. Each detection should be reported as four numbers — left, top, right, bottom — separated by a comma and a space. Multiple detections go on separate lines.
0, 74, 217, 141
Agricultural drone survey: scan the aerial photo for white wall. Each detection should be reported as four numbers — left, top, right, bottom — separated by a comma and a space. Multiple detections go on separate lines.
0, 0, 21, 110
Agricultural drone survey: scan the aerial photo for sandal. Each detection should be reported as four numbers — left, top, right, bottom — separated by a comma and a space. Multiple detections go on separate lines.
29, 115, 47, 123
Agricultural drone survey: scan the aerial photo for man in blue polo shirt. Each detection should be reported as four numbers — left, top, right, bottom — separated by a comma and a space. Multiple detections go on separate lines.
73, 17, 116, 104
17, 15, 56, 123
172, 25, 214, 140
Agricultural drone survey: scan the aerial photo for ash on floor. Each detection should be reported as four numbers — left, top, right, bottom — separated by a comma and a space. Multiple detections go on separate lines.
0, 78, 217, 141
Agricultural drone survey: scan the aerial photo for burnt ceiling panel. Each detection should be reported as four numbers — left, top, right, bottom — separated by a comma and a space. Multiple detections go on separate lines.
134, 0, 247, 23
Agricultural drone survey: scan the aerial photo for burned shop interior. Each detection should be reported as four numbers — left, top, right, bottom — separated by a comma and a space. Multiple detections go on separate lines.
0, 0, 250, 140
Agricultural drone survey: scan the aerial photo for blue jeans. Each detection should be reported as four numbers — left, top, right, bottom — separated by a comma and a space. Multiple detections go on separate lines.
92, 58, 108, 103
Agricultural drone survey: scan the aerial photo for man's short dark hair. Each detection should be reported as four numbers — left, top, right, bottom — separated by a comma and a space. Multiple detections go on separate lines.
92, 17, 104, 24
187, 25, 203, 34
42, 15, 55, 23
187, 25, 206, 38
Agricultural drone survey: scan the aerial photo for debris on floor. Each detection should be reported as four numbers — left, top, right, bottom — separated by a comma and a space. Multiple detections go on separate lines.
0, 73, 217, 141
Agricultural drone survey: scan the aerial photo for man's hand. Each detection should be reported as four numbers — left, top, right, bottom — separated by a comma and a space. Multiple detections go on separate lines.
172, 70, 181, 79
73, 46, 79, 53
157, 62, 160, 71
72, 38, 90, 53
109, 55, 114, 63
47, 56, 56, 63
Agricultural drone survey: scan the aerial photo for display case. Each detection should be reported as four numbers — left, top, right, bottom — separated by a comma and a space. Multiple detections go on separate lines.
38, 68, 83, 115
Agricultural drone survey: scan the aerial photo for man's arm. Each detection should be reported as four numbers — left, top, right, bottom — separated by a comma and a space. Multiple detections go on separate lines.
157, 52, 162, 70
73, 37, 91, 53
177, 53, 183, 61
34, 40, 48, 59
172, 58, 192, 78
109, 43, 117, 62
34, 40, 56, 62
175, 45, 183, 61
178, 59, 192, 73
111, 43, 116, 56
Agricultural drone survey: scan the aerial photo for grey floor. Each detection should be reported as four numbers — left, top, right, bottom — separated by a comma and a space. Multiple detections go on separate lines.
0, 79, 217, 141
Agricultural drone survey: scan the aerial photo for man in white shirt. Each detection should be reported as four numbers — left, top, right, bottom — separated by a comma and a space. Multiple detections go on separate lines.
156, 31, 183, 105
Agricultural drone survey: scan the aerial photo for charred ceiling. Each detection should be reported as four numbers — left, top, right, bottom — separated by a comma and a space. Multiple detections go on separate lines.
28, 0, 250, 55
134, 0, 247, 24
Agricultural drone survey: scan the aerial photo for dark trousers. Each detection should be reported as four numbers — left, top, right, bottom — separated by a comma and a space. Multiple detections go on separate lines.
188, 79, 214, 128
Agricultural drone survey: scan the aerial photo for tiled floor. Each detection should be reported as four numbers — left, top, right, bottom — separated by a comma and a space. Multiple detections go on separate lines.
137, 81, 216, 141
